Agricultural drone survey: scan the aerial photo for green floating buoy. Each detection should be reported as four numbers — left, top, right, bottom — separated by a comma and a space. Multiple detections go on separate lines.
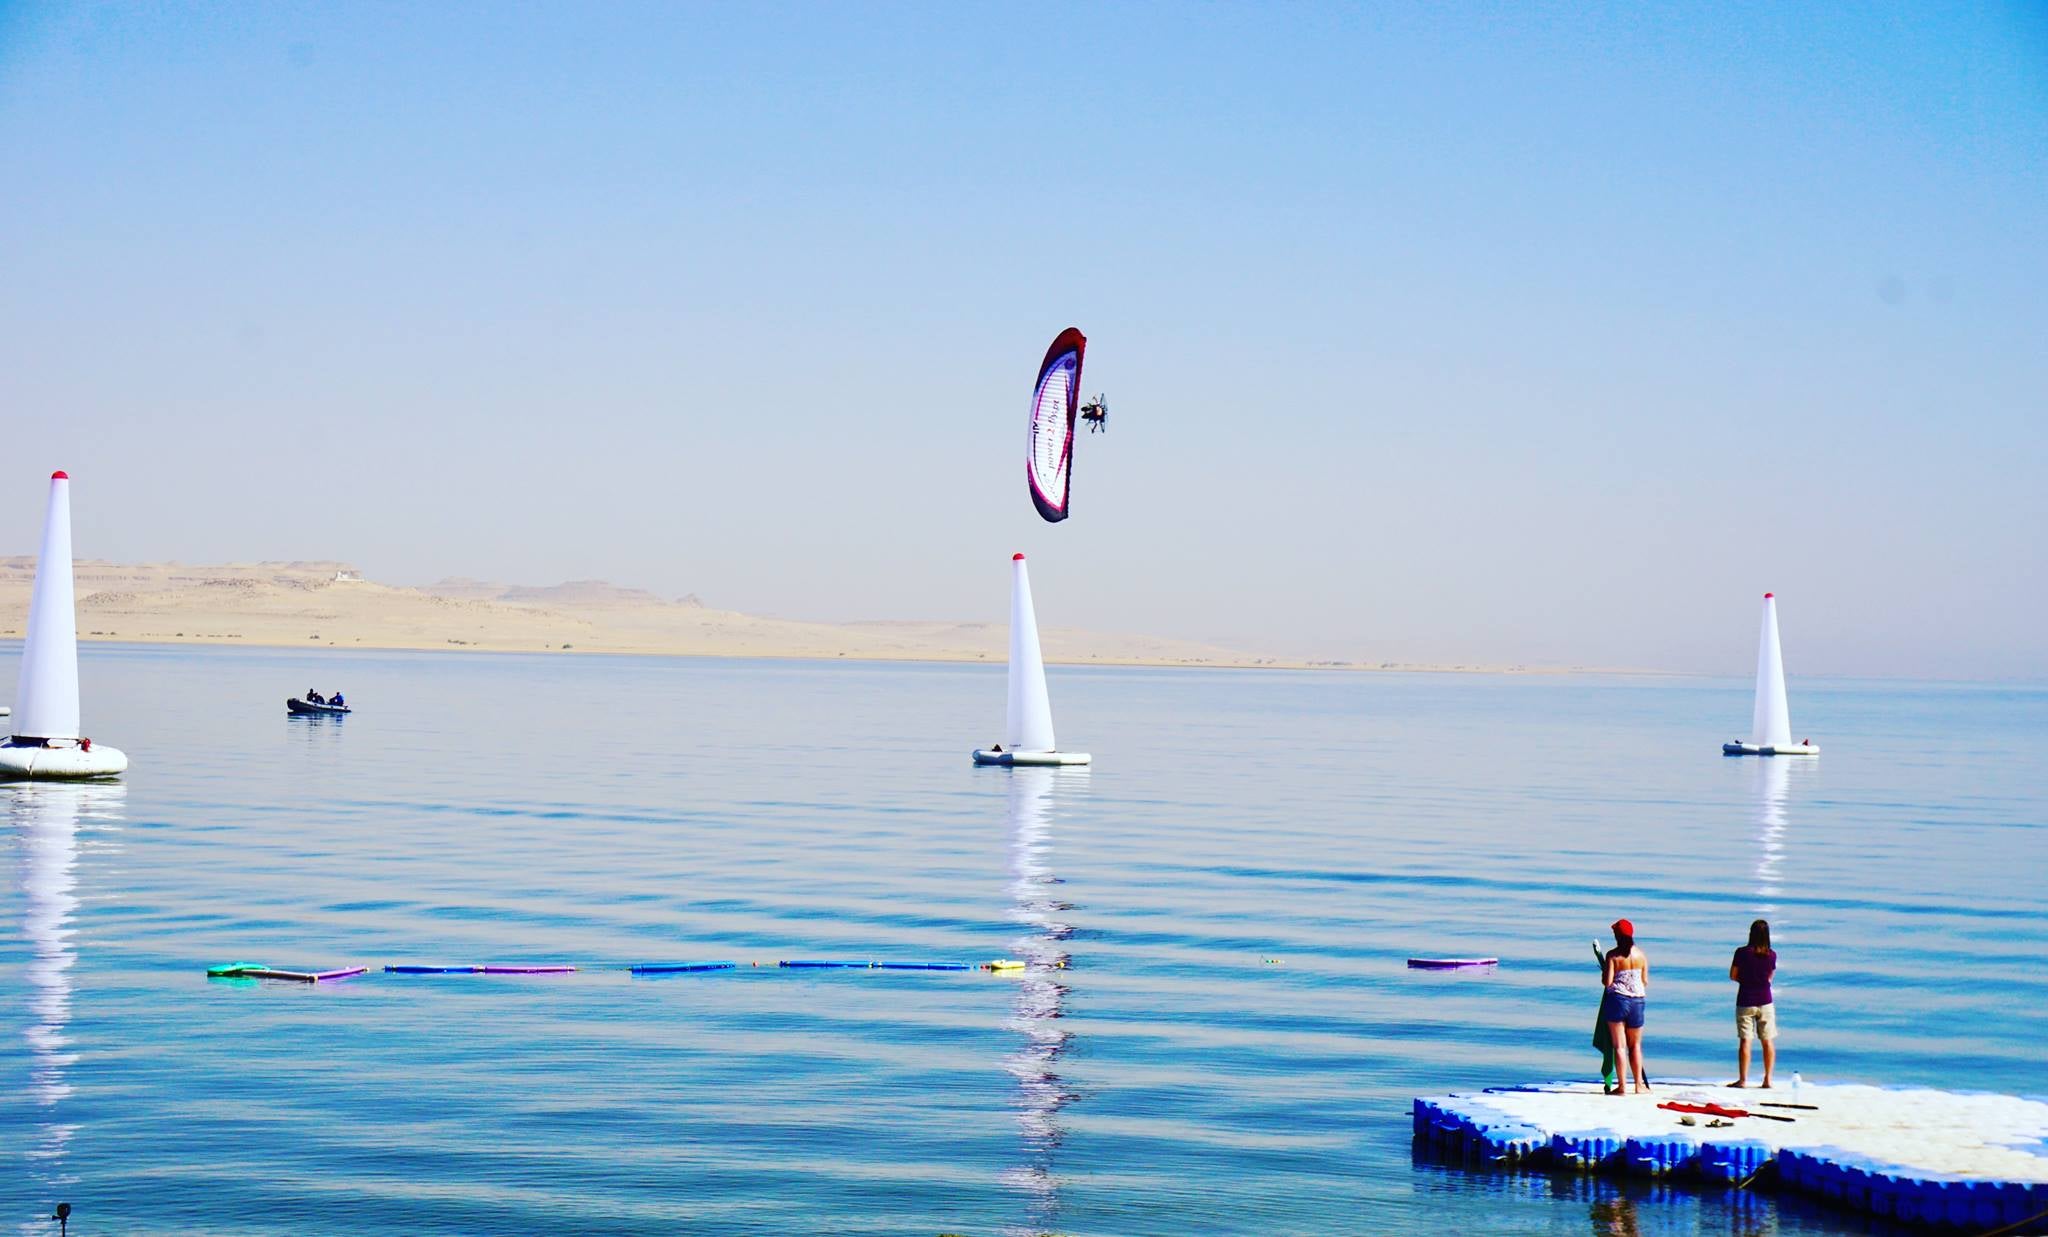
206, 962, 267, 977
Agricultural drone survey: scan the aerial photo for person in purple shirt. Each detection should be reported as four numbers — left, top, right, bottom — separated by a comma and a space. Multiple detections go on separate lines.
1728, 918, 1778, 1088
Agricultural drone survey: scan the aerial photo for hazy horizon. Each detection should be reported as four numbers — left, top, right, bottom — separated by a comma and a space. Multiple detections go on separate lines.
4, 4, 2043, 679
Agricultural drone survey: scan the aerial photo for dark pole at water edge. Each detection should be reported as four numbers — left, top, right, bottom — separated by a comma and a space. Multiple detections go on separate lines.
51, 1202, 70, 1235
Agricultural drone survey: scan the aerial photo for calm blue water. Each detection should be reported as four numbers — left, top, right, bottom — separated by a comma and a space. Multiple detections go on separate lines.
3, 644, 2043, 1235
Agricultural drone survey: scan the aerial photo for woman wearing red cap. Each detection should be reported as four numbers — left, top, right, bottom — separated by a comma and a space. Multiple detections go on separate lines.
1601, 918, 1651, 1094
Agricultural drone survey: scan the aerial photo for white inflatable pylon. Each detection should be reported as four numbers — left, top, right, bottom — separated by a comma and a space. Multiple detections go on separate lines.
973, 554, 1090, 766
1723, 592, 1817, 757
1, 472, 127, 780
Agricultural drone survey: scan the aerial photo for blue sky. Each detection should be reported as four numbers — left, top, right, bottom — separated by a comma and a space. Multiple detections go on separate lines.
3, 3, 2043, 677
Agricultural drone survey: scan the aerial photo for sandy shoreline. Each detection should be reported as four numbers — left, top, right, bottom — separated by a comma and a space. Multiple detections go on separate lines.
0, 558, 1560, 674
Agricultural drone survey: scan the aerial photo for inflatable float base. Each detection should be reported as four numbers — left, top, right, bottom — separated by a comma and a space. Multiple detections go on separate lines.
1415, 1079, 2048, 1231
0, 739, 129, 780
972, 749, 1092, 767
1722, 742, 1819, 757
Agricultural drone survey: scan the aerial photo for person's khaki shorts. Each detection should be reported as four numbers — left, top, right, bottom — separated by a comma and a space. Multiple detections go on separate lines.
1737, 1004, 1778, 1041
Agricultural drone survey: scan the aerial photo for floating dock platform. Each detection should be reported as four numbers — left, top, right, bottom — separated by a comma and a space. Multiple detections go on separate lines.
1414, 1080, 2048, 1231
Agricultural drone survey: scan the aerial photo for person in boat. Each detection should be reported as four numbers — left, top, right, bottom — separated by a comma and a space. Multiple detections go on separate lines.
306, 689, 325, 705
989, 744, 1003, 753
1601, 918, 1651, 1095
1728, 918, 1778, 1089
330, 691, 345, 708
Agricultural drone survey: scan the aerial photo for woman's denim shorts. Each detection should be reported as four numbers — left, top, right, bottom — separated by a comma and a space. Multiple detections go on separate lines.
1601, 991, 1645, 1029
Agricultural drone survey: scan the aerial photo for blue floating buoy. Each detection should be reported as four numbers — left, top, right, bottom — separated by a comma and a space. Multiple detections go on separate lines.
630, 962, 737, 975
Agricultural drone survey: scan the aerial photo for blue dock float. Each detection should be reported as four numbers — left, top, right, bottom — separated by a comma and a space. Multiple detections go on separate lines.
1414, 1080, 2048, 1231
1698, 1137, 1772, 1184
1549, 1128, 1625, 1172
1624, 1131, 1701, 1176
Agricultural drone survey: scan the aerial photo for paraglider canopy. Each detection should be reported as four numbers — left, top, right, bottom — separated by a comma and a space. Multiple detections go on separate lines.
1027, 328, 1086, 522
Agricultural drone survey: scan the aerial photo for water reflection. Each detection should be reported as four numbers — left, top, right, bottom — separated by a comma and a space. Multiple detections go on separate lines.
999, 767, 1084, 1235
289, 711, 348, 744
1587, 1191, 1640, 1236
1751, 757, 1813, 908
10, 782, 123, 1189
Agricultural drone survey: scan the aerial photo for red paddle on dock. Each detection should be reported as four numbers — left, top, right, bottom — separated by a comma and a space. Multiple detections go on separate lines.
1659, 1101, 1795, 1122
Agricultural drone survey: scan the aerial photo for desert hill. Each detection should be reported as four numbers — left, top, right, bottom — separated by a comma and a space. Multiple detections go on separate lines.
0, 558, 1341, 668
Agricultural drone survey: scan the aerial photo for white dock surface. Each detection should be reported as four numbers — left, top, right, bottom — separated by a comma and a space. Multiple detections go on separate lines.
1459, 1079, 2048, 1182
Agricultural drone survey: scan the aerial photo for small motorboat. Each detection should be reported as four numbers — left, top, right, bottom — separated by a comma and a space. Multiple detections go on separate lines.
287, 697, 351, 716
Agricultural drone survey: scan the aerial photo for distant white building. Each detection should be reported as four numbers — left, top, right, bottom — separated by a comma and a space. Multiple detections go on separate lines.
334, 570, 363, 583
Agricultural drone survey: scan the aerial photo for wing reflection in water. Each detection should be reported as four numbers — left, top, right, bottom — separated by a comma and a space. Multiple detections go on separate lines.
10, 782, 124, 1188
1751, 756, 1810, 908
999, 766, 1086, 1235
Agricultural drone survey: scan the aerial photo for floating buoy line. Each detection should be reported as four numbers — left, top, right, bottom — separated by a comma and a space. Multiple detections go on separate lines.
205, 964, 368, 983
205, 958, 1052, 983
